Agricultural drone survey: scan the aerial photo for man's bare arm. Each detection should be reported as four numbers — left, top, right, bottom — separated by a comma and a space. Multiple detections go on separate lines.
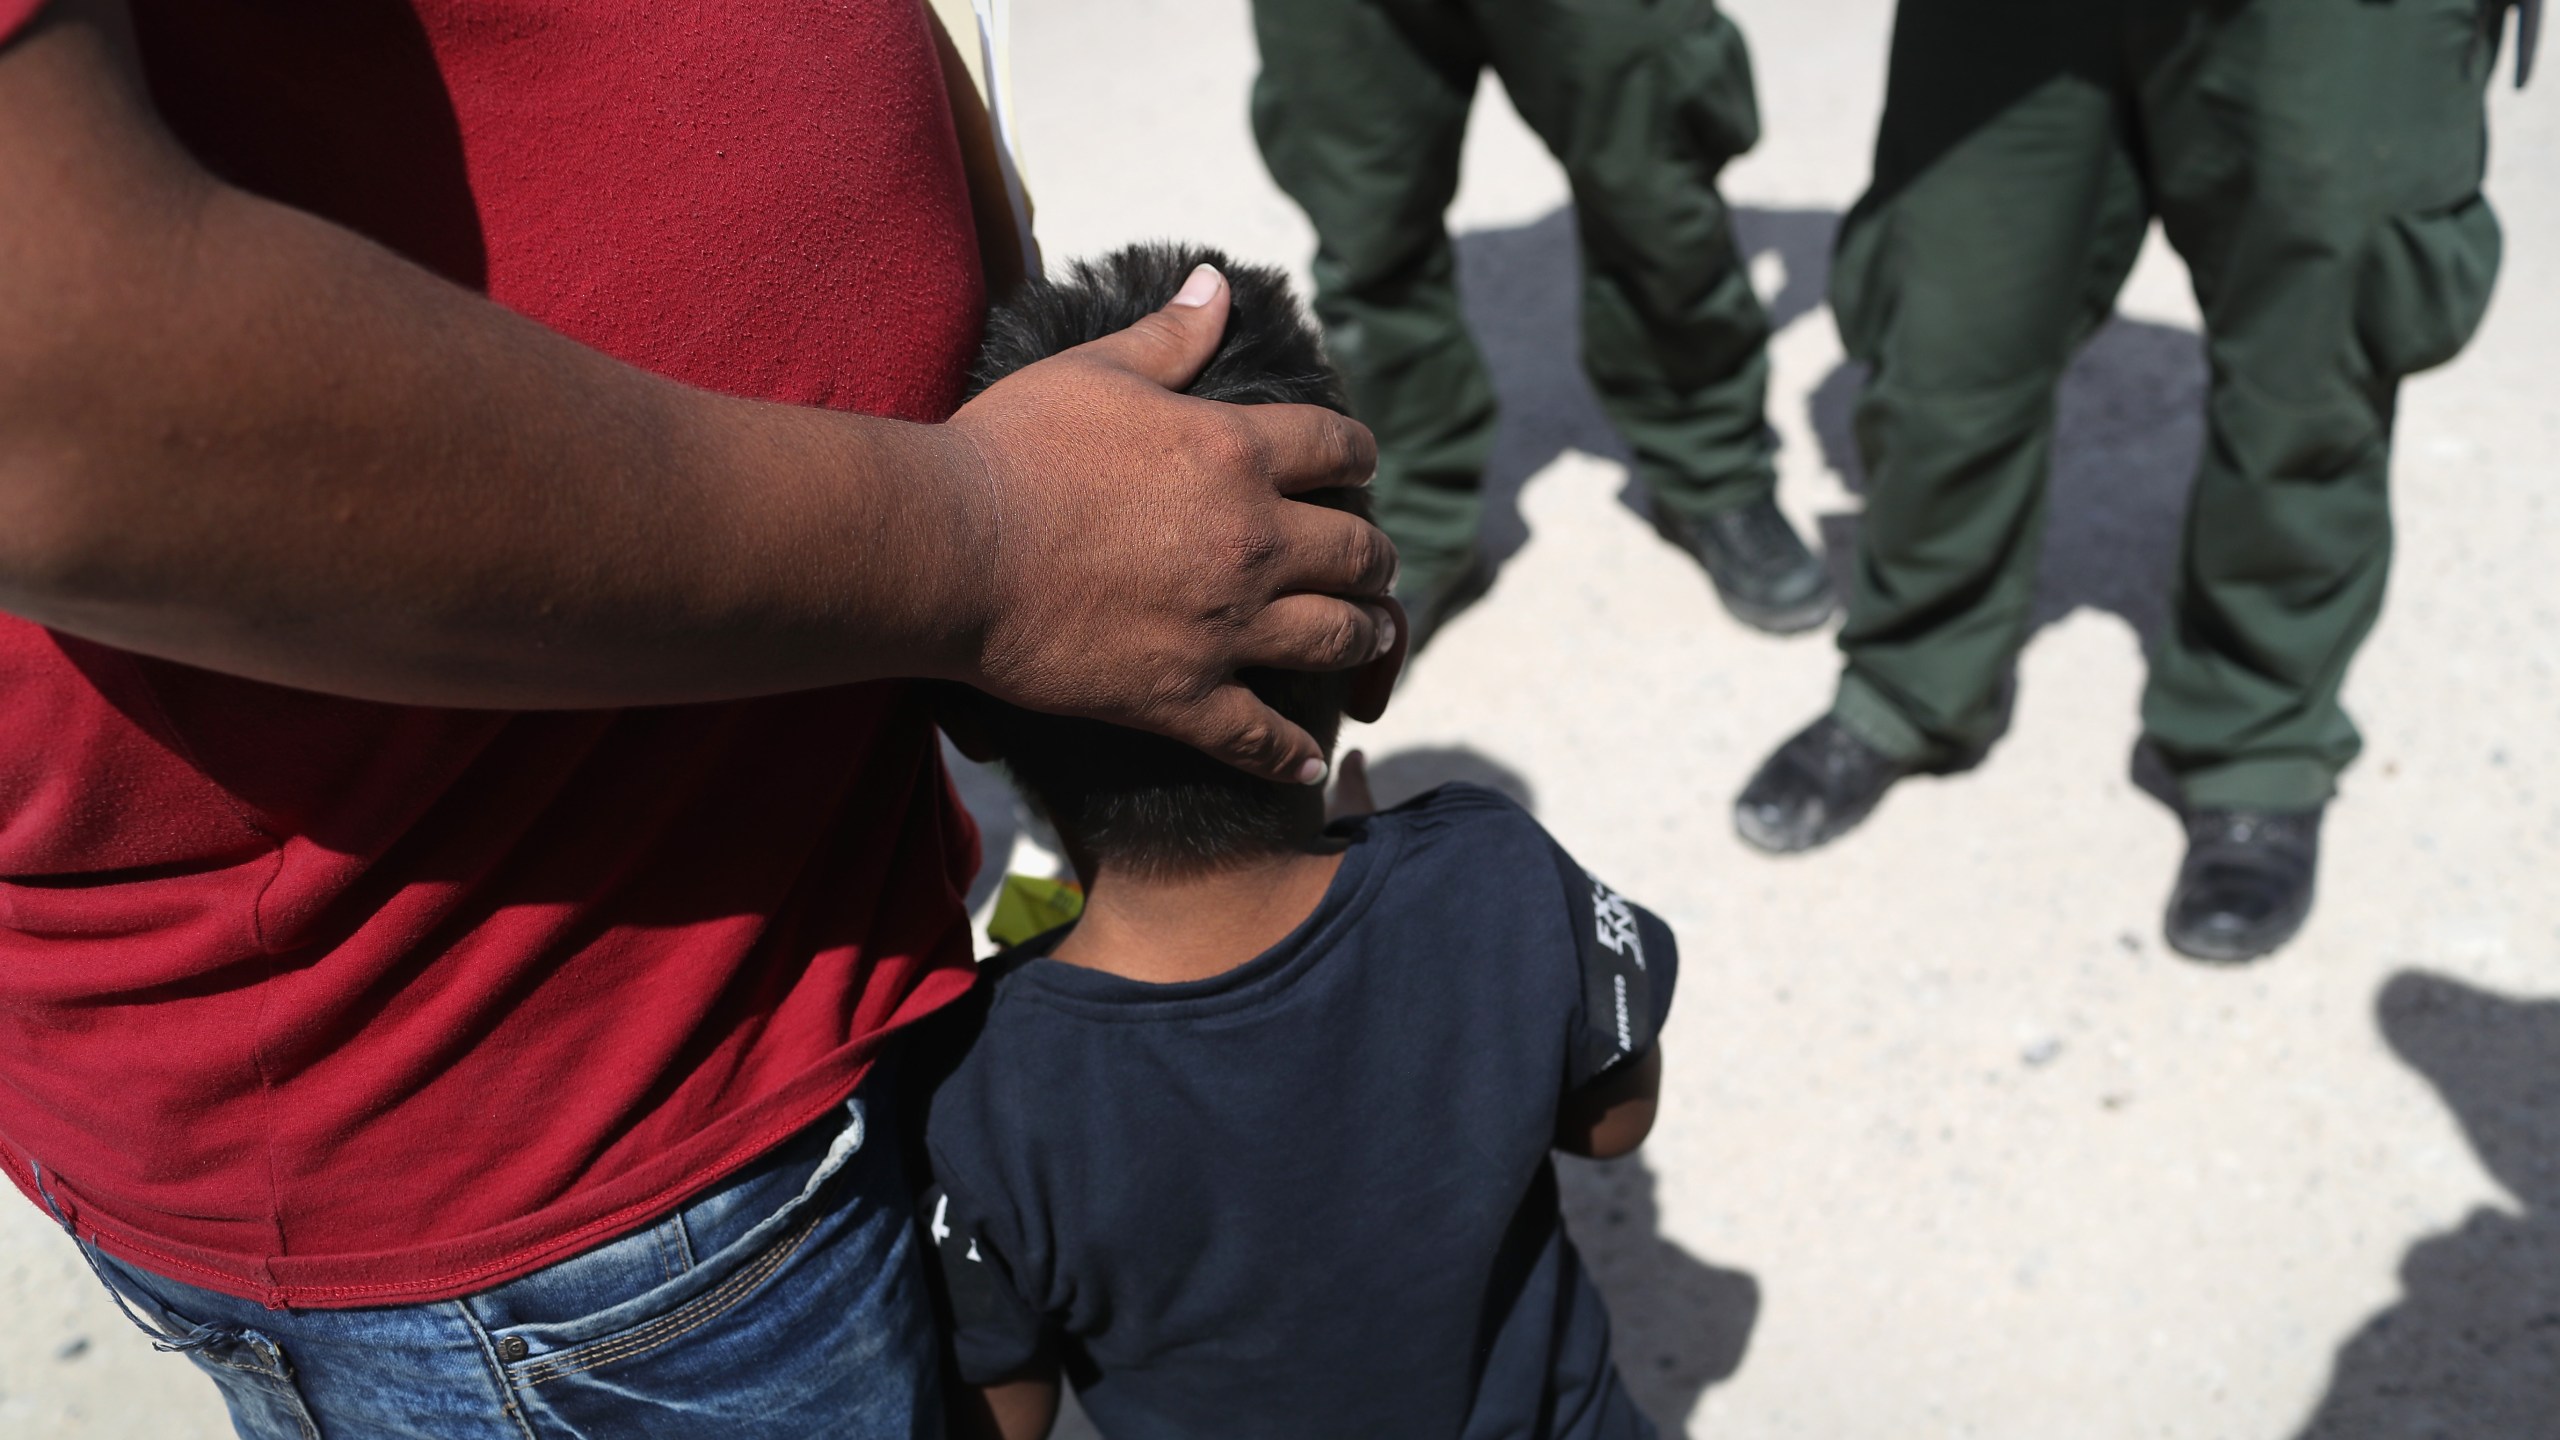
0, 2, 1389, 781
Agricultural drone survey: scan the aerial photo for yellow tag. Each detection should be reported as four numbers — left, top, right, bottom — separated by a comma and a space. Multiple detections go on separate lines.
987, 872, 1084, 948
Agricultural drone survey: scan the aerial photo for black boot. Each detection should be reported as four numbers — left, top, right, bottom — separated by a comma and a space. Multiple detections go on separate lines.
1653, 496, 1838, 634
1733, 715, 1914, 854
2164, 808, 2323, 963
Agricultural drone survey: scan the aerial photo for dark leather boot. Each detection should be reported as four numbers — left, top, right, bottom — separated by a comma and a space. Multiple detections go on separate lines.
1653, 496, 1838, 634
2164, 808, 2323, 963
1733, 715, 1914, 854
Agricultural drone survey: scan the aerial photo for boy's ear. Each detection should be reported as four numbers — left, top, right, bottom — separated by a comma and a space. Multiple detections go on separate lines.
1343, 597, 1409, 725
934, 687, 1004, 764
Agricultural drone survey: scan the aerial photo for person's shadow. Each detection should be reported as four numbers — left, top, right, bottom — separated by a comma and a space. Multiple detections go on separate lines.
1455, 203, 2208, 788
1453, 204, 1843, 569
2284, 972, 2560, 1439
1805, 312, 2205, 655
1360, 741, 1541, 812
1556, 1152, 1762, 1433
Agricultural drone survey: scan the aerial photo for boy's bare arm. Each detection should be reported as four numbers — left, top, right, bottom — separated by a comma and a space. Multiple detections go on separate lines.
950, 1357, 1062, 1440
1555, 1045, 1662, 1160
0, 1, 1388, 782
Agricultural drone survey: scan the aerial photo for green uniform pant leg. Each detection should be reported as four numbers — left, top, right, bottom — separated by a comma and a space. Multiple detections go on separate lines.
1824, 0, 2148, 764
1472, 0, 1777, 519
1248, 0, 1495, 580
2134, 0, 2503, 811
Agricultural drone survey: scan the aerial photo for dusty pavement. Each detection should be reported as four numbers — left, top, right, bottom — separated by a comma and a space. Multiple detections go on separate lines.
5, 2, 2555, 1436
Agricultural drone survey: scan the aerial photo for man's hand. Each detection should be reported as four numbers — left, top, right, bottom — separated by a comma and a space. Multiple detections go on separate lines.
947, 265, 1393, 784
0, 5, 1390, 776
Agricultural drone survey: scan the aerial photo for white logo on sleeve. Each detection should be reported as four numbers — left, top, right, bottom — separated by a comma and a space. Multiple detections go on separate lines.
932, 1192, 988, 1264
1593, 881, 1645, 970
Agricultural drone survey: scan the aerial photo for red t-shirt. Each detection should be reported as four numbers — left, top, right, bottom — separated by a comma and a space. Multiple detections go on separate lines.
0, 0, 984, 1308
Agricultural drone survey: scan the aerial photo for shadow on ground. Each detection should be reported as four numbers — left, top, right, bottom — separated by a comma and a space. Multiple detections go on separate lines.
1804, 310, 2205, 655
1363, 743, 1540, 812
1559, 1152, 1762, 1433
1454, 204, 1843, 568
2285, 973, 2560, 1439
1455, 201, 2209, 735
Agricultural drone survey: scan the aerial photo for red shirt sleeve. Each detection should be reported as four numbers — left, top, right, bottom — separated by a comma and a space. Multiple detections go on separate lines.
0, 0, 44, 46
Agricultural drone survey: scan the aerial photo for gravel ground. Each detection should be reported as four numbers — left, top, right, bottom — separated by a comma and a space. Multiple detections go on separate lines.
5, 3, 2553, 1435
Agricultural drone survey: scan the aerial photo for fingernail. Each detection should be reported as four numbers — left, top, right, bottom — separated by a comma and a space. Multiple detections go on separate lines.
1295, 756, 1329, 786
1369, 606, 1397, 659
1170, 264, 1223, 308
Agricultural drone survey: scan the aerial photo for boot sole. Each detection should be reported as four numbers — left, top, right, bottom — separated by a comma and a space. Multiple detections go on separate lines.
1732, 803, 1827, 854
1718, 584, 1841, 636
2163, 903, 2313, 965
1730, 779, 1897, 855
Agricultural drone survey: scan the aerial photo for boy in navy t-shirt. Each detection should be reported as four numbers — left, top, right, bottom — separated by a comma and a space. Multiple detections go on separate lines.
919, 245, 1680, 1440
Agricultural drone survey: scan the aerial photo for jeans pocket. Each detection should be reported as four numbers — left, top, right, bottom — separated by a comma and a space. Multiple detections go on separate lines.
84, 1252, 325, 1440
477, 1117, 856, 1390
504, 1199, 826, 1391
182, 1328, 326, 1440
470, 1101, 940, 1438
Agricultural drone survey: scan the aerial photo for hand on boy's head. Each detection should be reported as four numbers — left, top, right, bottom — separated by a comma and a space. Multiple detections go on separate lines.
944, 264, 1397, 786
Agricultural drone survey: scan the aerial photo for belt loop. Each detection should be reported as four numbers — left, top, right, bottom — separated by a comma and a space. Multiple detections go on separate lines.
28, 1156, 218, 1355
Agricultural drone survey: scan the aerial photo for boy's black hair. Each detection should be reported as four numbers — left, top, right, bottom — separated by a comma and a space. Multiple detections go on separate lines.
967, 243, 1351, 414
954, 242, 1364, 874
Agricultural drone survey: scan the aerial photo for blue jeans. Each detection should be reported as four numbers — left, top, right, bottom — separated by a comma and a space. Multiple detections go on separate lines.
54, 1094, 942, 1439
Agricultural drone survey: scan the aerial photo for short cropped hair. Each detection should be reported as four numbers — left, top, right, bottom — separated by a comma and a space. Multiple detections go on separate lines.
952, 242, 1364, 873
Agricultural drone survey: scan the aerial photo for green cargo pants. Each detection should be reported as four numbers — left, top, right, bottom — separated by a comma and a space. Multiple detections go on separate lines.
1829, 0, 2505, 809
1250, 0, 1776, 584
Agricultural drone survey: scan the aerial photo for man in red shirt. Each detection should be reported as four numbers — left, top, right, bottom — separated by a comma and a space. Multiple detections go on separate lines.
0, 1, 1393, 1434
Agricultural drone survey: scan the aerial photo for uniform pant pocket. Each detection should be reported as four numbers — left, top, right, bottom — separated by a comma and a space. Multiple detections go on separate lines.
1827, 194, 1893, 364
1657, 1, 1762, 163
2357, 193, 2502, 379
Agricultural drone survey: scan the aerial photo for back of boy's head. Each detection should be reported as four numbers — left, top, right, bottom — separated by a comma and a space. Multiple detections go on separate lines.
954, 242, 1364, 874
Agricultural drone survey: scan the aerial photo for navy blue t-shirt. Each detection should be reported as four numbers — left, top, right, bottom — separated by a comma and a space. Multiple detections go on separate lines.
919, 784, 1678, 1440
